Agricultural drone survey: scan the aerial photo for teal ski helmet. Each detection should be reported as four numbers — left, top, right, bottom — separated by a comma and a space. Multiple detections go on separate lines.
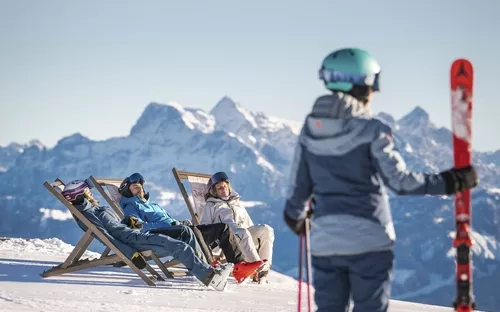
319, 48, 381, 93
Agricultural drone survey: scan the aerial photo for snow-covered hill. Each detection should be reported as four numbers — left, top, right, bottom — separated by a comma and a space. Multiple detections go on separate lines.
0, 238, 469, 312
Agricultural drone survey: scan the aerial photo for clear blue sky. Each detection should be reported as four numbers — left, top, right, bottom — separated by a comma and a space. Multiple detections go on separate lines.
1, 0, 498, 151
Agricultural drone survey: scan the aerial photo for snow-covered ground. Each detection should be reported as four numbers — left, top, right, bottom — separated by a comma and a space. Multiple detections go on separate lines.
0, 238, 467, 312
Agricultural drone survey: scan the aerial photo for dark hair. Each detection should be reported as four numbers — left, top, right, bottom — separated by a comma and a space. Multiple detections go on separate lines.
345, 85, 373, 104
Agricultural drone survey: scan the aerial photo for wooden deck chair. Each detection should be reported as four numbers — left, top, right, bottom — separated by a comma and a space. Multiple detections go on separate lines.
88, 176, 188, 276
41, 179, 170, 286
171, 168, 226, 262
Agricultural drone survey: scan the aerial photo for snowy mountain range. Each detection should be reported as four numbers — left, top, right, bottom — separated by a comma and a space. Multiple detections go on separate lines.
0, 96, 499, 311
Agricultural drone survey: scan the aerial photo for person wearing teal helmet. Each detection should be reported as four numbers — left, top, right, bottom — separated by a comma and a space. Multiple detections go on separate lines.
283, 48, 478, 311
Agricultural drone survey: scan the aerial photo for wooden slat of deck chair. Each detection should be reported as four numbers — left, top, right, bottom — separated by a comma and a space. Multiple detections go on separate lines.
42, 179, 164, 286
171, 168, 225, 262
89, 176, 184, 278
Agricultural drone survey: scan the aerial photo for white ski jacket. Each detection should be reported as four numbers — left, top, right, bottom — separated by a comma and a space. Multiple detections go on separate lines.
200, 192, 254, 229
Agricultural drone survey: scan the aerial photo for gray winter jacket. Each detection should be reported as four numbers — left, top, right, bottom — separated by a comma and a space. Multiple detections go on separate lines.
284, 93, 448, 256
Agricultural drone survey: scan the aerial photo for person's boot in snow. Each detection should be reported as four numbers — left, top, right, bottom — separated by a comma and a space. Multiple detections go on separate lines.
203, 263, 234, 291
232, 260, 264, 283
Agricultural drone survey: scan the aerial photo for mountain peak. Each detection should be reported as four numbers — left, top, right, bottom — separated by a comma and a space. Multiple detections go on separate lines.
130, 102, 184, 136
27, 139, 45, 150
1, 141, 44, 152
211, 96, 258, 130
402, 106, 429, 120
144, 101, 185, 116
398, 106, 432, 128
2, 142, 24, 152
57, 133, 90, 146
211, 96, 239, 112
130, 101, 216, 138
7, 142, 22, 148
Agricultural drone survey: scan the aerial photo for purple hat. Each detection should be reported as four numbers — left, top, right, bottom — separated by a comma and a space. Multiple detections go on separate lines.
62, 180, 91, 202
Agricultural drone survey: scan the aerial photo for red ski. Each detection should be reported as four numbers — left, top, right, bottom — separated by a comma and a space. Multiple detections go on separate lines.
450, 59, 475, 312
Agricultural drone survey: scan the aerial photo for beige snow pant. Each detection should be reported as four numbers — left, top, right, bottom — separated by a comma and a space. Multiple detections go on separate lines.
231, 224, 274, 267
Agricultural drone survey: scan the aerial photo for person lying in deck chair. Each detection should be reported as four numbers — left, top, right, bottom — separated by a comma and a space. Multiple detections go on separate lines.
118, 172, 264, 283
61, 179, 233, 291
200, 171, 275, 283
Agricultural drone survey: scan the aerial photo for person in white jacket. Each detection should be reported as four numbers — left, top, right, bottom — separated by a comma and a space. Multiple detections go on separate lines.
200, 171, 274, 283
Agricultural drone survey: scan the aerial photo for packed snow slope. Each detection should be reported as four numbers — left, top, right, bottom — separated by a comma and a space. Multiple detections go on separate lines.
0, 238, 471, 312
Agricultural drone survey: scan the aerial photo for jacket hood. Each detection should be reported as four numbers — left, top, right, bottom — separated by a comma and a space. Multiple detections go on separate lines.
302, 93, 373, 143
311, 93, 372, 119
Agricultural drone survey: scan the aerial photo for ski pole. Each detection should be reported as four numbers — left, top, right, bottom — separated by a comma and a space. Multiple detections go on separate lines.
298, 233, 303, 312
304, 217, 312, 312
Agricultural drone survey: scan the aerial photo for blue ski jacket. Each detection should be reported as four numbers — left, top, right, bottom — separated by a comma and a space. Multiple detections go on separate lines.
120, 195, 177, 233
284, 92, 449, 256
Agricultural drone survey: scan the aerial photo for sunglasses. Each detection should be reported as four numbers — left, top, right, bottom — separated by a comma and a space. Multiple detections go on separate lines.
319, 68, 380, 91
127, 172, 145, 185
210, 171, 229, 185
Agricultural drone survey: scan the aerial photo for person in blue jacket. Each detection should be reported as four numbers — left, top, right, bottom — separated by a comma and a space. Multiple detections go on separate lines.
118, 173, 264, 283
61, 179, 233, 291
283, 48, 479, 312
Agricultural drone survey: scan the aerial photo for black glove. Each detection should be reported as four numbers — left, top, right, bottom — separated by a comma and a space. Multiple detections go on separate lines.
440, 165, 478, 194
284, 210, 313, 236
122, 216, 143, 230
130, 252, 147, 269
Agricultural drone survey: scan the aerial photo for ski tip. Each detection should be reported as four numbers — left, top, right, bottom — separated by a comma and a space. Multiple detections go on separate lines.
452, 58, 472, 66
451, 59, 473, 71
451, 59, 473, 86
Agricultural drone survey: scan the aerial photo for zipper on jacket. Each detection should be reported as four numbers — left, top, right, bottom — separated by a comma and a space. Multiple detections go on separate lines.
227, 202, 237, 224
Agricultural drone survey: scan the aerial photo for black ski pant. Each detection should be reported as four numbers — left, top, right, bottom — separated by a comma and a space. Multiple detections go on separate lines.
150, 223, 244, 264
194, 223, 244, 263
